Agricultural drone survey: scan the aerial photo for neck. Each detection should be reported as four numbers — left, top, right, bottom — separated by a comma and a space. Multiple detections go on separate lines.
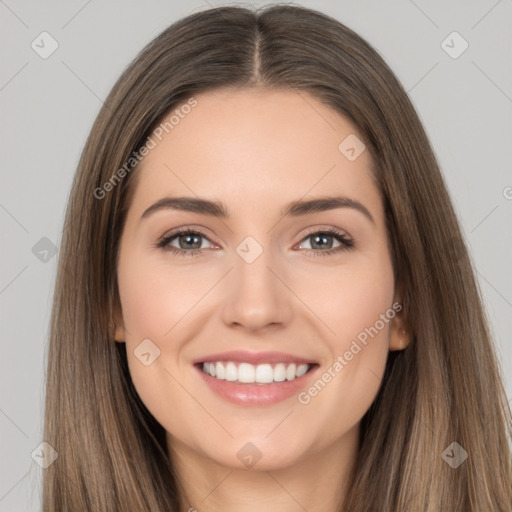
168, 424, 360, 512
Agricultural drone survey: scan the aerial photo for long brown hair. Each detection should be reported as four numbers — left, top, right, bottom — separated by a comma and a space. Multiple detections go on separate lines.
43, 4, 512, 510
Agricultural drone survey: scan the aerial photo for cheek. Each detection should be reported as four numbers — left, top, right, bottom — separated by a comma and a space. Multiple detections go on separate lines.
117, 255, 199, 434
296, 251, 395, 355
288, 259, 395, 458
333, 265, 394, 347
295, 257, 395, 438
116, 245, 224, 424
117, 251, 206, 341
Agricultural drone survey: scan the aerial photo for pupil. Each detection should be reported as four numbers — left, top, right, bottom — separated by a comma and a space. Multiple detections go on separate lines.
312, 234, 332, 250
181, 234, 201, 249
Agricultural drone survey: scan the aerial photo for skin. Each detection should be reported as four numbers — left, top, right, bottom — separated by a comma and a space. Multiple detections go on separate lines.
113, 87, 410, 512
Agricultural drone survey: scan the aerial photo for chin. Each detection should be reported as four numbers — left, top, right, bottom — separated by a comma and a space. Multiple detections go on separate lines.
199, 434, 311, 472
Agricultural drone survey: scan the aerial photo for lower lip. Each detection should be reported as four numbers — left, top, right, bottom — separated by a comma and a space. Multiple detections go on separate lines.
195, 364, 318, 406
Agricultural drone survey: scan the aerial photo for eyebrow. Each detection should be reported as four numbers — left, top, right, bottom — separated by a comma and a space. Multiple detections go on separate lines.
140, 195, 375, 224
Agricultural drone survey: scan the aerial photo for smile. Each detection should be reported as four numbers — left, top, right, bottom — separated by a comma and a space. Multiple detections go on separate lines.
201, 361, 311, 384
194, 351, 319, 406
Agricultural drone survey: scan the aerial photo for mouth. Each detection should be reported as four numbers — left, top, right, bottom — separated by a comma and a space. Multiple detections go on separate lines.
198, 361, 314, 384
193, 351, 319, 406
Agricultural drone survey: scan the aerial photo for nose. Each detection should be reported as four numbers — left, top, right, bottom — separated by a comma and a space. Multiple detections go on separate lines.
220, 241, 294, 333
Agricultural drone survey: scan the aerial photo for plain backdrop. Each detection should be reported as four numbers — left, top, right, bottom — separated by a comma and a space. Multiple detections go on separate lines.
1, 0, 511, 510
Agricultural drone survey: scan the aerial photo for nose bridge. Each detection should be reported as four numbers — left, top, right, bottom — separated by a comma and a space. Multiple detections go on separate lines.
221, 234, 292, 330
236, 236, 276, 291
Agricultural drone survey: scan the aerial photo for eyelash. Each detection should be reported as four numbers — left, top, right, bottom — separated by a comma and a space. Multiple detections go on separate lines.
155, 227, 355, 258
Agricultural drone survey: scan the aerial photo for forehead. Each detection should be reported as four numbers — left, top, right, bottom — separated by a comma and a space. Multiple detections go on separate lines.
127, 87, 381, 222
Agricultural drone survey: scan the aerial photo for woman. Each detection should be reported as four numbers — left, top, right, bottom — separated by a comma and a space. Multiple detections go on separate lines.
43, 4, 512, 511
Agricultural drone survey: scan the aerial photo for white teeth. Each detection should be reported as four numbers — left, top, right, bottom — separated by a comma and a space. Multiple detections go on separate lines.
286, 364, 296, 381
225, 362, 237, 382
296, 364, 308, 377
238, 363, 255, 383
201, 361, 311, 383
273, 363, 286, 382
255, 364, 273, 383
215, 362, 225, 379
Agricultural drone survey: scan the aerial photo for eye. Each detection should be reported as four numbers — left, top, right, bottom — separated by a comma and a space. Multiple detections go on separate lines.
155, 227, 355, 258
296, 228, 354, 258
155, 228, 214, 257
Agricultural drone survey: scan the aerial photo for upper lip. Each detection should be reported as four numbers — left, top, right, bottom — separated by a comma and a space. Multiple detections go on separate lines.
194, 350, 316, 366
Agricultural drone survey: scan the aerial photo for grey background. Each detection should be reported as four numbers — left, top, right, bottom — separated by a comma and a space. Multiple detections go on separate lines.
1, 0, 511, 510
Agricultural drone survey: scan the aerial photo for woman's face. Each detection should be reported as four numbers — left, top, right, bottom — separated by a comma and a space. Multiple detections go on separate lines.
114, 87, 408, 471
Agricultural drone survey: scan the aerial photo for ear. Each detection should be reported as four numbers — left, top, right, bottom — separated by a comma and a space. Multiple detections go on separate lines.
388, 285, 410, 351
110, 298, 127, 343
